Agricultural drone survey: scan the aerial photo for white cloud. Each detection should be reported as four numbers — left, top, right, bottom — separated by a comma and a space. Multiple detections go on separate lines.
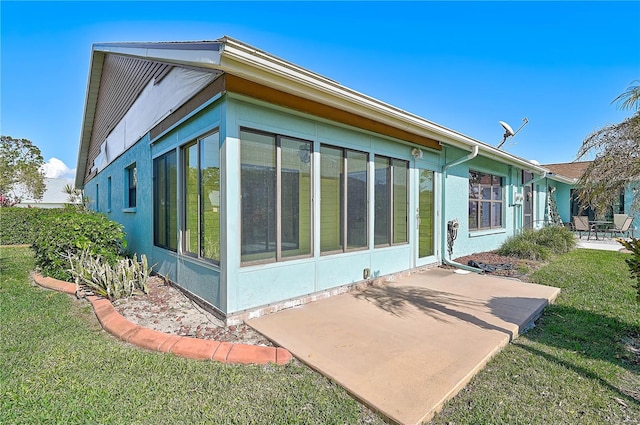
42, 158, 76, 179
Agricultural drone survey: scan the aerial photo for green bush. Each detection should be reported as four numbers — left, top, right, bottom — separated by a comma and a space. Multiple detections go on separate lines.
497, 225, 576, 260
497, 234, 551, 261
0, 207, 60, 245
32, 209, 127, 281
533, 225, 576, 255
617, 237, 640, 302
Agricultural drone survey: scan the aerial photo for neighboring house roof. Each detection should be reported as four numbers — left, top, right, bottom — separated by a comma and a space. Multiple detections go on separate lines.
14, 178, 76, 206
544, 161, 592, 183
76, 36, 549, 188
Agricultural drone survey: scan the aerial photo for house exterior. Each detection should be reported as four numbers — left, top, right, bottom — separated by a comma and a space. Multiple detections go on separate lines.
544, 161, 638, 233
14, 178, 78, 208
76, 37, 552, 323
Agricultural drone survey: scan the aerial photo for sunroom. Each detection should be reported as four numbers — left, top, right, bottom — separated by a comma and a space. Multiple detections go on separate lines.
76, 37, 549, 323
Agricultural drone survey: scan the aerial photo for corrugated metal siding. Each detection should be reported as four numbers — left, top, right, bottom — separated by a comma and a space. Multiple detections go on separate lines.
84, 54, 170, 182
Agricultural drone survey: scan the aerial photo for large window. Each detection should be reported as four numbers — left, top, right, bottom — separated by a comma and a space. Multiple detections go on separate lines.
320, 145, 368, 253
469, 171, 503, 230
240, 129, 312, 263
374, 156, 409, 246
183, 132, 220, 262
153, 150, 177, 251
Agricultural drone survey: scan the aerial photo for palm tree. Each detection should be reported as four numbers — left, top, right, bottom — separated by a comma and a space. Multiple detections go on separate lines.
612, 80, 640, 112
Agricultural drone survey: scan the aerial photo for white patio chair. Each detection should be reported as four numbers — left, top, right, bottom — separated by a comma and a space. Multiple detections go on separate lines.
572, 216, 591, 239
609, 216, 633, 239
613, 214, 628, 229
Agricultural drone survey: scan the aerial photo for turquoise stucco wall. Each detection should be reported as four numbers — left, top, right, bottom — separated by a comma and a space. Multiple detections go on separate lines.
549, 180, 573, 224
439, 146, 544, 259
84, 133, 153, 258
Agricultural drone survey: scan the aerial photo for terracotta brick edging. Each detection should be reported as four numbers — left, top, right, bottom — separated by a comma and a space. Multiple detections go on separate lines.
31, 272, 292, 365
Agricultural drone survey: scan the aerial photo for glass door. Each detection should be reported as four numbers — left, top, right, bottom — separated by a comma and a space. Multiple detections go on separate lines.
522, 171, 534, 228
416, 168, 437, 265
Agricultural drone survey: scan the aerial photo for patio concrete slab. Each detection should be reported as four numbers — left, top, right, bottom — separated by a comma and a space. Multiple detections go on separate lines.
247, 268, 560, 425
576, 238, 628, 251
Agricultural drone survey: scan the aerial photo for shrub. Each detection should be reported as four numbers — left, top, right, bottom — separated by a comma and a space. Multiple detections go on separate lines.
497, 234, 551, 261
68, 250, 151, 300
0, 207, 60, 245
32, 209, 127, 281
534, 225, 576, 254
497, 225, 576, 260
617, 238, 640, 302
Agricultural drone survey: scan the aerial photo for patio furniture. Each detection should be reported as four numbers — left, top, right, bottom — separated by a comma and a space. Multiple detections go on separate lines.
572, 216, 591, 239
613, 214, 628, 229
589, 220, 613, 241
609, 216, 633, 238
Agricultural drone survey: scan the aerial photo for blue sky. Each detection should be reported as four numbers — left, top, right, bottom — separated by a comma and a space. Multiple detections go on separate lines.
1, 1, 639, 179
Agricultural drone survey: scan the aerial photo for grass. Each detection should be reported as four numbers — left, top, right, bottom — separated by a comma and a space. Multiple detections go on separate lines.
2, 246, 639, 424
430, 249, 640, 424
0, 246, 384, 425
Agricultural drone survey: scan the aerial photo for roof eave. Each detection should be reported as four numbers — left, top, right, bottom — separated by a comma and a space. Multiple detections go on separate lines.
93, 41, 223, 68
547, 173, 579, 185
218, 38, 549, 173
76, 38, 550, 188
75, 48, 105, 189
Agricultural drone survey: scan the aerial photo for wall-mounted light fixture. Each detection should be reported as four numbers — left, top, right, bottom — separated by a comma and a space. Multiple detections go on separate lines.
411, 148, 423, 159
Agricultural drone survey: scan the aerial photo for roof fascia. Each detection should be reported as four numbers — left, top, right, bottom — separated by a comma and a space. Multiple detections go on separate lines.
75, 49, 105, 188
93, 41, 223, 68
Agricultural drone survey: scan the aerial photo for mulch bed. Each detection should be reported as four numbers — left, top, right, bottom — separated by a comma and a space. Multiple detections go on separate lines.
450, 251, 543, 281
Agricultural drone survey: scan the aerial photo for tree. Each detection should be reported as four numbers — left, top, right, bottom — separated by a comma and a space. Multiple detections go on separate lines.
0, 136, 46, 204
612, 79, 640, 112
62, 183, 89, 210
576, 82, 640, 215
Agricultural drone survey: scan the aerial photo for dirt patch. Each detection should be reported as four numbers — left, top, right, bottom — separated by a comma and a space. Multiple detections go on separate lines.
450, 251, 543, 281
112, 277, 272, 346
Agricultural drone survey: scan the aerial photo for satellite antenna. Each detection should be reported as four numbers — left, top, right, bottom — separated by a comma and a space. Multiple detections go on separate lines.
497, 117, 529, 149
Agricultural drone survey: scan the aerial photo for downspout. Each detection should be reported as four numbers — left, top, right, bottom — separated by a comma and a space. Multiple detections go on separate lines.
440, 145, 484, 273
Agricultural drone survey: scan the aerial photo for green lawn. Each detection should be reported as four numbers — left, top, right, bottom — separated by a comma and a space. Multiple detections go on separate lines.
430, 249, 640, 424
2, 246, 639, 424
0, 246, 383, 425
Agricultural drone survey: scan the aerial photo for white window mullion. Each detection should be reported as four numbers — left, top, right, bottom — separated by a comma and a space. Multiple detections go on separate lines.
342, 149, 348, 252
275, 139, 282, 261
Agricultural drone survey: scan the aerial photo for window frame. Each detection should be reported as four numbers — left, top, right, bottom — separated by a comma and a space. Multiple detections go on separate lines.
374, 155, 409, 247
153, 149, 178, 251
95, 183, 99, 212
107, 176, 112, 212
468, 170, 504, 231
320, 144, 369, 255
239, 127, 314, 265
125, 163, 137, 209
181, 130, 220, 264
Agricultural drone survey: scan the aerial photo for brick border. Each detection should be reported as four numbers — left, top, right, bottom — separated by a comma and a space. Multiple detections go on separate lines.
31, 272, 291, 365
